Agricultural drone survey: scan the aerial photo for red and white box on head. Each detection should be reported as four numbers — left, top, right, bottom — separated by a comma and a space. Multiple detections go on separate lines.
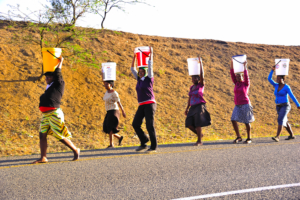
134, 46, 151, 68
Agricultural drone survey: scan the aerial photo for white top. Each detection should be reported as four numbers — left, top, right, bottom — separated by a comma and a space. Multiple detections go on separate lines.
103, 91, 120, 111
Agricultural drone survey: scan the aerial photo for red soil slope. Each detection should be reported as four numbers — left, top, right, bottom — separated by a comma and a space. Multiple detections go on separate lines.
0, 21, 300, 156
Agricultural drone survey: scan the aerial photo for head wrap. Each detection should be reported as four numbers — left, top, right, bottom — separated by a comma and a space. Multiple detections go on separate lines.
44, 72, 54, 76
139, 67, 148, 77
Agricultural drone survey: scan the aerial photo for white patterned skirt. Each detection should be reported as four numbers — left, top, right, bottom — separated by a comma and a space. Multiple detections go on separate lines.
231, 104, 255, 124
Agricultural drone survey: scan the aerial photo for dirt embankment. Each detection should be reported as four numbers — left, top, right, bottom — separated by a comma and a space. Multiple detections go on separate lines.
1, 21, 300, 156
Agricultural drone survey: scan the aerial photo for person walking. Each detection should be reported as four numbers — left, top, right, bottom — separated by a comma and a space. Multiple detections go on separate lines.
131, 47, 157, 153
102, 80, 126, 148
185, 58, 211, 146
230, 59, 255, 144
33, 57, 80, 164
268, 65, 300, 142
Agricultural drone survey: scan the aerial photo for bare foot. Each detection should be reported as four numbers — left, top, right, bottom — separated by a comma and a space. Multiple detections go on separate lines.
32, 157, 48, 164
193, 142, 203, 146
106, 145, 115, 149
73, 148, 80, 161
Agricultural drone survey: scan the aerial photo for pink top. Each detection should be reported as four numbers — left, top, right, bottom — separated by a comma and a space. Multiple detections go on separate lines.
189, 84, 206, 106
230, 69, 250, 105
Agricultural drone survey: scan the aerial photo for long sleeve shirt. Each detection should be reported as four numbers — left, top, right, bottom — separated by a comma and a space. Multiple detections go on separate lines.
230, 69, 250, 105
268, 70, 300, 107
131, 60, 155, 104
39, 68, 64, 108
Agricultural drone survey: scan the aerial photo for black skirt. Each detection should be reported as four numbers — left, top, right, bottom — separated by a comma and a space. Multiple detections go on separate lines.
103, 110, 120, 134
185, 103, 211, 128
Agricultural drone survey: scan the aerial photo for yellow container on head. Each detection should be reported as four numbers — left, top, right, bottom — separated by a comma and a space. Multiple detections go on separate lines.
42, 48, 62, 73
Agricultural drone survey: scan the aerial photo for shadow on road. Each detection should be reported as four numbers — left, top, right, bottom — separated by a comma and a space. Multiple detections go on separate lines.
0, 139, 279, 168
0, 151, 141, 168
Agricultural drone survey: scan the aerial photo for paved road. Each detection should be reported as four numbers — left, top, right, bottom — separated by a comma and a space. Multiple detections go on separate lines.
0, 137, 299, 199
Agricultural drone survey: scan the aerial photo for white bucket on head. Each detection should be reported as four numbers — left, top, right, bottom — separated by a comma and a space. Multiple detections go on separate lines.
134, 46, 151, 68
275, 59, 290, 76
187, 58, 201, 76
102, 62, 116, 81
232, 54, 247, 73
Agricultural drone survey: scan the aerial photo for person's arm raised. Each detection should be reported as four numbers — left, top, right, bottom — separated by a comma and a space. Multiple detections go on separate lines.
101, 66, 104, 81
54, 56, 64, 83
243, 61, 250, 86
199, 57, 204, 85
230, 59, 237, 84
268, 65, 277, 87
148, 46, 154, 78
130, 52, 138, 79
57, 57, 63, 69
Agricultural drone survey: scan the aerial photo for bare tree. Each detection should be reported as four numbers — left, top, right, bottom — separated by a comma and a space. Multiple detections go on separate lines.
0, 1, 102, 80
47, 0, 94, 26
92, 0, 148, 29
0, 4, 55, 79
0, 0, 149, 79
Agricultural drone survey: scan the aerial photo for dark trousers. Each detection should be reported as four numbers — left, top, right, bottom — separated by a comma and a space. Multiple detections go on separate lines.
132, 103, 157, 150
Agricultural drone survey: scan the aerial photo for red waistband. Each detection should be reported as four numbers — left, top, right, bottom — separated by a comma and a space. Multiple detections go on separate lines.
139, 100, 156, 106
39, 107, 57, 112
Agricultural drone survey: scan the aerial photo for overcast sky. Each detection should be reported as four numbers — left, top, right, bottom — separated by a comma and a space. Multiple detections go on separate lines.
1, 0, 300, 46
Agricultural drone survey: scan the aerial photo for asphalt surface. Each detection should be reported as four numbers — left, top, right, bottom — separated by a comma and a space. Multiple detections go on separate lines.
0, 137, 299, 199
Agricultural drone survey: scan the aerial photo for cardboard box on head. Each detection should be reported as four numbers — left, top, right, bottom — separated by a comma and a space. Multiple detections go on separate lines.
102, 62, 117, 81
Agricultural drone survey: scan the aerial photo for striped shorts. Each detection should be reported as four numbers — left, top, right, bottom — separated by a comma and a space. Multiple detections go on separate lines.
40, 108, 72, 140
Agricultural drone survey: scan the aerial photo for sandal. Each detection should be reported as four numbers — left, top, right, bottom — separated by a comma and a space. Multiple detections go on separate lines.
243, 138, 252, 144
233, 137, 242, 143
272, 137, 279, 142
119, 136, 124, 146
285, 136, 295, 140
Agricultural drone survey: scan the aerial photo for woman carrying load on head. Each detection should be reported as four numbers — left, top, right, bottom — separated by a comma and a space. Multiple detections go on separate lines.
101, 73, 126, 148
131, 46, 157, 153
268, 64, 300, 142
33, 57, 80, 164
230, 59, 255, 144
185, 57, 211, 146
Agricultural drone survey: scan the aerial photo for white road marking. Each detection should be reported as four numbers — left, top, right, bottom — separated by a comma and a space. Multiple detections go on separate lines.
173, 183, 300, 200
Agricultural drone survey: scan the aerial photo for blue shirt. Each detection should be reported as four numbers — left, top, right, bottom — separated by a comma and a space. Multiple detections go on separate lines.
268, 70, 300, 107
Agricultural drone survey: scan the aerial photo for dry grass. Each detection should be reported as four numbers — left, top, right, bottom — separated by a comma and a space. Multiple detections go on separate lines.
0, 21, 300, 156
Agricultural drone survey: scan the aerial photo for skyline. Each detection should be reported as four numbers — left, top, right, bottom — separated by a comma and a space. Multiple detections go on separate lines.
0, 0, 300, 46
